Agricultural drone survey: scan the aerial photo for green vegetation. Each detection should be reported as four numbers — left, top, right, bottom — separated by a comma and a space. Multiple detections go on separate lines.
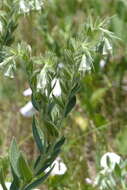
0, 0, 127, 189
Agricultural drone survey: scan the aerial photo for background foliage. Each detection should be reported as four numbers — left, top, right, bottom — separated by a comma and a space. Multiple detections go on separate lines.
0, 0, 127, 189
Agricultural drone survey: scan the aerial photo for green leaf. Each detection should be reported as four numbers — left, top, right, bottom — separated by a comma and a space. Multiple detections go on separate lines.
54, 136, 65, 151
114, 163, 121, 177
53, 95, 64, 109
44, 121, 59, 137
91, 88, 108, 106
34, 155, 41, 169
18, 153, 33, 183
31, 93, 39, 111
0, 168, 8, 190
64, 95, 76, 117
35, 161, 52, 176
9, 138, 20, 178
70, 82, 80, 98
24, 166, 54, 190
32, 117, 45, 153
10, 167, 20, 190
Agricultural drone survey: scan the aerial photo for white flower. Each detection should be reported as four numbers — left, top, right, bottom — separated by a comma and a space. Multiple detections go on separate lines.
4, 64, 14, 79
99, 59, 106, 68
58, 63, 64, 68
19, 0, 30, 13
45, 157, 67, 176
23, 88, 32, 96
0, 20, 3, 33
37, 68, 61, 97
100, 152, 121, 170
0, 182, 39, 190
51, 78, 61, 97
19, 0, 43, 14
102, 38, 112, 55
20, 101, 36, 117
37, 66, 47, 92
34, 0, 44, 10
79, 54, 92, 72
0, 182, 11, 190
85, 178, 93, 185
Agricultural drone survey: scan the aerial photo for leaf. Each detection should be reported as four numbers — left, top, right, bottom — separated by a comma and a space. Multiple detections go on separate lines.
9, 138, 20, 178
10, 167, 20, 190
91, 88, 108, 106
64, 95, 76, 117
47, 101, 55, 115
24, 166, 54, 190
34, 155, 41, 169
31, 93, 39, 111
18, 153, 33, 183
54, 136, 65, 151
53, 95, 64, 109
114, 163, 121, 177
44, 121, 59, 137
0, 168, 8, 190
32, 117, 45, 153
70, 82, 80, 98
60, 81, 68, 94
35, 162, 52, 176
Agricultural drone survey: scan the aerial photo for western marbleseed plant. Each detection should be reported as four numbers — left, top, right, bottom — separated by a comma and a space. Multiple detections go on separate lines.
0, 0, 115, 189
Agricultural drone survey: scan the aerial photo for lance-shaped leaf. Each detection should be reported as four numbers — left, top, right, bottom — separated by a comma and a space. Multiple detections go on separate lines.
18, 153, 33, 183
54, 136, 65, 152
44, 120, 59, 137
32, 116, 45, 153
64, 95, 76, 117
0, 168, 8, 190
24, 165, 54, 190
10, 167, 20, 190
9, 138, 20, 178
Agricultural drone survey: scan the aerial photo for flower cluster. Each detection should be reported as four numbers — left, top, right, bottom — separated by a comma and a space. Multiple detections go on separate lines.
19, 0, 44, 14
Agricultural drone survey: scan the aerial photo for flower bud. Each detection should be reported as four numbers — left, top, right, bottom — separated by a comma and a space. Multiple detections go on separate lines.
19, 0, 29, 13
102, 38, 112, 55
4, 64, 15, 79
79, 54, 92, 72
51, 78, 61, 97
37, 66, 47, 93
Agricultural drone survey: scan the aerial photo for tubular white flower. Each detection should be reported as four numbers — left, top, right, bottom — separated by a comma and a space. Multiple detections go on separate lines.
79, 54, 92, 72
99, 59, 106, 68
0, 182, 11, 190
45, 157, 67, 176
35, 0, 43, 10
20, 101, 36, 117
51, 78, 61, 97
19, 0, 30, 13
4, 64, 14, 79
23, 88, 32, 96
100, 152, 121, 170
102, 38, 112, 55
37, 66, 47, 93
19, 0, 43, 14
85, 178, 93, 185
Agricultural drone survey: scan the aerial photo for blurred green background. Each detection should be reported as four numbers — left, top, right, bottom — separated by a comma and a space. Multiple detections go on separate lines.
1, 0, 127, 189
